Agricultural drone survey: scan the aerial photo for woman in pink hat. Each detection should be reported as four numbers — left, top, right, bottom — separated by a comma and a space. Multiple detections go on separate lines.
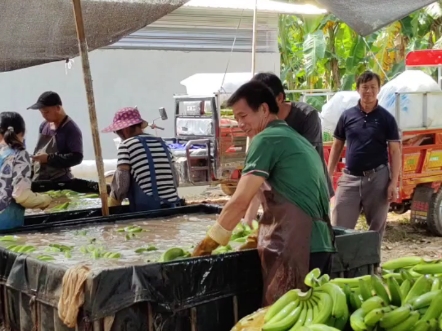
102, 107, 180, 212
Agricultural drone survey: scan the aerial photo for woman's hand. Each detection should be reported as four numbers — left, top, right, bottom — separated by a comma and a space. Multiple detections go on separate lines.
192, 236, 220, 257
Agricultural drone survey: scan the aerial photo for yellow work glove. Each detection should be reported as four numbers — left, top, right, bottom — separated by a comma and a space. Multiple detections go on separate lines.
108, 196, 121, 207
192, 222, 232, 257
239, 231, 258, 251
14, 190, 52, 210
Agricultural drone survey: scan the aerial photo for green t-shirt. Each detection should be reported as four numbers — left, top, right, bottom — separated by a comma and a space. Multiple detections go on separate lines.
242, 120, 335, 253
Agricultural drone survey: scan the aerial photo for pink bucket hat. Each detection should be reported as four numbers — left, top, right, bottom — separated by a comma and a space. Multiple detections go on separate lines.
102, 107, 148, 133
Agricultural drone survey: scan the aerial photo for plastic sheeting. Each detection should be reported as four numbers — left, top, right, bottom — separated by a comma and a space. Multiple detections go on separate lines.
0, 205, 380, 330
314, 0, 436, 37
0, 0, 189, 72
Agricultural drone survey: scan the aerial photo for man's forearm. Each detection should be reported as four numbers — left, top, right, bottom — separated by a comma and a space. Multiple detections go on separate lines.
47, 152, 83, 168
327, 140, 345, 175
244, 194, 261, 226
389, 150, 401, 184
218, 198, 251, 231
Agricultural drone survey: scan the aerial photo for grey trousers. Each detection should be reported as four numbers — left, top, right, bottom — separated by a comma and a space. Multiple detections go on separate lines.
331, 166, 390, 242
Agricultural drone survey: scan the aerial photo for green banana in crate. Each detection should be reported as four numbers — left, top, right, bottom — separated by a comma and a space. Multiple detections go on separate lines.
381, 256, 424, 271
379, 305, 413, 329
403, 274, 432, 303
386, 277, 403, 307
158, 247, 187, 262
264, 289, 300, 323
409, 290, 441, 310
371, 275, 391, 304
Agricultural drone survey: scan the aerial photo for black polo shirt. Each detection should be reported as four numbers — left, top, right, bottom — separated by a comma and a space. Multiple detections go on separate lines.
334, 103, 400, 173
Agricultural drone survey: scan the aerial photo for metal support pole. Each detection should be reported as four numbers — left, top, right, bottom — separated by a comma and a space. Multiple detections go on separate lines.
246, 0, 258, 152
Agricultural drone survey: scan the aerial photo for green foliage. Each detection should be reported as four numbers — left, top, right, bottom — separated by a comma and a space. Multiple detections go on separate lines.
279, 2, 442, 110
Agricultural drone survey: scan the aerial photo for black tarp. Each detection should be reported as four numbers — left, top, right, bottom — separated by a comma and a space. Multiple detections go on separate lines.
315, 0, 437, 36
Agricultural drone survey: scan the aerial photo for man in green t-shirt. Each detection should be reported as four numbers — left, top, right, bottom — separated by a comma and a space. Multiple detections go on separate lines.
192, 80, 335, 306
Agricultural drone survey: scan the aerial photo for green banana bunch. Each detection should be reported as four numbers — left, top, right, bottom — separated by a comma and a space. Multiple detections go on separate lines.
264, 289, 300, 323
381, 256, 423, 271
379, 305, 413, 329
263, 288, 314, 330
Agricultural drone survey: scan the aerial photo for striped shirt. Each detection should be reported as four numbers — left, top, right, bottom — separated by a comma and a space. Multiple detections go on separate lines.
117, 134, 179, 202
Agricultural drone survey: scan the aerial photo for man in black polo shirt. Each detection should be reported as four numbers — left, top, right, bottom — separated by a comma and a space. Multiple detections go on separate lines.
327, 71, 401, 241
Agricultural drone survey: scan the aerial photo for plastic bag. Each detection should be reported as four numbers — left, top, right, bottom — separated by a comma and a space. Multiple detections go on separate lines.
180, 72, 252, 95
378, 70, 442, 129
320, 91, 360, 133
231, 307, 269, 331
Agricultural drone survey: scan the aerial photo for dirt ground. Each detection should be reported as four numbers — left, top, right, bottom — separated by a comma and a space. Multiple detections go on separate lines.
185, 187, 442, 263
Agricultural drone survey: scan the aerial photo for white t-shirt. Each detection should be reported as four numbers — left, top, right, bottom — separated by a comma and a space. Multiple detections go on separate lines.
117, 134, 178, 202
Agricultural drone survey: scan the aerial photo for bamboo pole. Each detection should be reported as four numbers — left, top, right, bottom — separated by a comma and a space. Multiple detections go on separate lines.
72, 0, 109, 216
246, 0, 258, 151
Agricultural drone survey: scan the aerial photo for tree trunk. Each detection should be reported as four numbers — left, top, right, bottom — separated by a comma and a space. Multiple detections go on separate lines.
328, 23, 341, 89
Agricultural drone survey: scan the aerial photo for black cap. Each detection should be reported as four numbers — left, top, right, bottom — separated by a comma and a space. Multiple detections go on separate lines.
27, 91, 62, 110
